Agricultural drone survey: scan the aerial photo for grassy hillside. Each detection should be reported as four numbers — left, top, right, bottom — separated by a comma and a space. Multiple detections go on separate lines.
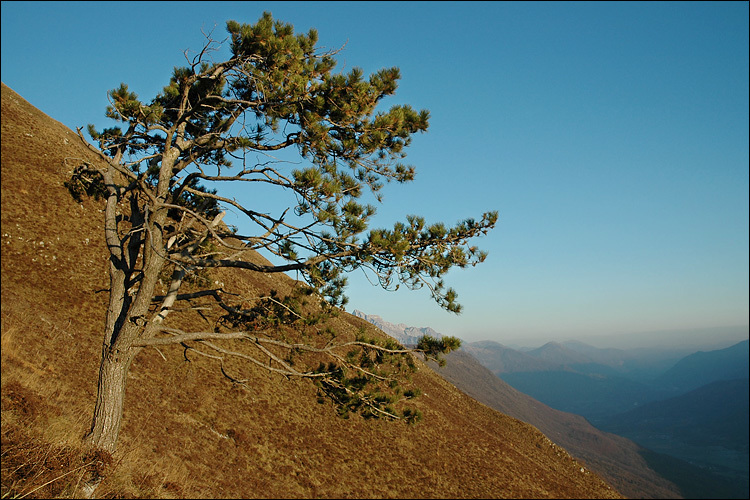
1, 82, 622, 499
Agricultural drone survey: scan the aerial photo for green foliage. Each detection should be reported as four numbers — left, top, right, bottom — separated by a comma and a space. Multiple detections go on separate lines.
416, 335, 462, 367
403, 388, 421, 399
217, 287, 323, 330
82, 11, 496, 314
364, 213, 498, 313
314, 361, 422, 423
307, 328, 430, 422
401, 407, 423, 424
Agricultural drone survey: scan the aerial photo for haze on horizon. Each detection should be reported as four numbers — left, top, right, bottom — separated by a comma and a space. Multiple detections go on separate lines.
476, 324, 750, 351
357, 308, 749, 351
1, 1, 747, 347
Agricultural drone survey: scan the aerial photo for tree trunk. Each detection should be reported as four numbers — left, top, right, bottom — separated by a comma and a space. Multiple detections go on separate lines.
83, 347, 136, 453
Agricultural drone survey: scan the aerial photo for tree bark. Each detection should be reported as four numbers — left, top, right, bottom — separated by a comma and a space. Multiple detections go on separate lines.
83, 196, 169, 453
82, 346, 137, 453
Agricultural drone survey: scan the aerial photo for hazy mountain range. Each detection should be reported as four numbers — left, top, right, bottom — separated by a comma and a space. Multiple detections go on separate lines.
355, 311, 749, 499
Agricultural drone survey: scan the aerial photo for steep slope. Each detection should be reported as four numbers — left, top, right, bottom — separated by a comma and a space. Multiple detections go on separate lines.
1, 82, 621, 499
430, 350, 682, 499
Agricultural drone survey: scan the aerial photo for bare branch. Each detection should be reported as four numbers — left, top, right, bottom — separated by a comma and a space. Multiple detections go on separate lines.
136, 328, 414, 357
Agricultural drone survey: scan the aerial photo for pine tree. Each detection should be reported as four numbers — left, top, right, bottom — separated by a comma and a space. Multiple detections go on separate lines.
71, 12, 497, 454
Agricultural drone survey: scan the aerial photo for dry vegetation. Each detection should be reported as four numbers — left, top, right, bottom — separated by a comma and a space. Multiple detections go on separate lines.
1, 82, 623, 498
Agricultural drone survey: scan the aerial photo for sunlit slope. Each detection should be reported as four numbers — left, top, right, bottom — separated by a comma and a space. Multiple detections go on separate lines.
1, 82, 621, 499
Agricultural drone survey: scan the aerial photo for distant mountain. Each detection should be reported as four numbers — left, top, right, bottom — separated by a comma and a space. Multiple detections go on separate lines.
351, 310, 441, 345
462, 340, 555, 373
560, 340, 631, 364
466, 339, 685, 380
560, 325, 749, 351
464, 339, 672, 420
523, 341, 638, 378
601, 378, 749, 453
526, 341, 593, 366
463, 339, 750, 421
498, 369, 667, 421
562, 341, 688, 382
464, 334, 750, 497
656, 339, 749, 393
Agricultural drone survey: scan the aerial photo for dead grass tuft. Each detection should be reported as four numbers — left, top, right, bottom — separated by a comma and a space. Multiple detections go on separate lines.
1, 381, 43, 418
1, 423, 89, 499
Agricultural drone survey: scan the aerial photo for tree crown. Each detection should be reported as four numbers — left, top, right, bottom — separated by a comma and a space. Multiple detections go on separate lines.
83, 12, 496, 313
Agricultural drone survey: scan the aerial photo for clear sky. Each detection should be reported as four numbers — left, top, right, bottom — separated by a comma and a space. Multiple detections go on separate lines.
2, 1, 748, 346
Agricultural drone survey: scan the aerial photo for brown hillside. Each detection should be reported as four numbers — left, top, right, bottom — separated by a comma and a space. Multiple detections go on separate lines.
1, 82, 622, 499
432, 351, 682, 499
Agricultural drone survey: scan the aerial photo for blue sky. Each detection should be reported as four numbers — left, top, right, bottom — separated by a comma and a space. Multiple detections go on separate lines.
2, 1, 748, 346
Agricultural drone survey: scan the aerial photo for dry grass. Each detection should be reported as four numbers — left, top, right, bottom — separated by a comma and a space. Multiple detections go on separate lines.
1, 307, 105, 499
1, 82, 624, 499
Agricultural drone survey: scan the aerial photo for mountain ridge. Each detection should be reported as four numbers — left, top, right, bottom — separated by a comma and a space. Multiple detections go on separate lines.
656, 339, 749, 392
351, 309, 443, 345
